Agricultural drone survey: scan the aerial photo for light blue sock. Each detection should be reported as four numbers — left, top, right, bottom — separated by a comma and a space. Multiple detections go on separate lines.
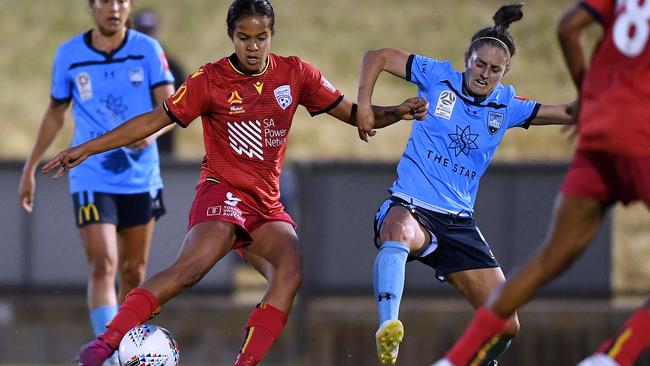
89, 304, 118, 337
373, 241, 409, 326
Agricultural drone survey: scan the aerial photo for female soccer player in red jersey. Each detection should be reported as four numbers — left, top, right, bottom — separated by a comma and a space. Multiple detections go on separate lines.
19, 1, 175, 365
43, 1, 427, 365
432, 1, 650, 365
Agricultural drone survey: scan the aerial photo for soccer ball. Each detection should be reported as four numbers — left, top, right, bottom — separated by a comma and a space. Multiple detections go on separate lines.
118, 324, 180, 366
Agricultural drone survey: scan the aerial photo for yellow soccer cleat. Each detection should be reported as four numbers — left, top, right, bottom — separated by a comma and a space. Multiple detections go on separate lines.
375, 319, 404, 365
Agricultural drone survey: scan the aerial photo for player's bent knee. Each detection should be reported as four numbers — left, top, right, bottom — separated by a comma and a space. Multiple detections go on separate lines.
380, 220, 418, 245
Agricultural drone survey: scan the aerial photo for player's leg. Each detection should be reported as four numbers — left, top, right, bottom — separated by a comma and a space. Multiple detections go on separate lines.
233, 221, 301, 365
446, 267, 519, 366
435, 194, 606, 366
578, 296, 650, 366
116, 219, 155, 301
78, 220, 237, 366
374, 202, 430, 365
80, 223, 119, 338
579, 199, 650, 366
114, 189, 164, 302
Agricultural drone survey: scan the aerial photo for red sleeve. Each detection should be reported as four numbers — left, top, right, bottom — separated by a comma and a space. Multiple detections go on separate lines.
579, 0, 613, 25
297, 58, 343, 117
163, 65, 212, 128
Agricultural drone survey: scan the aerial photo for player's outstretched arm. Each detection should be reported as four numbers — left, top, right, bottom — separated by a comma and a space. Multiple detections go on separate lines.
531, 102, 577, 126
327, 96, 428, 140
42, 106, 173, 179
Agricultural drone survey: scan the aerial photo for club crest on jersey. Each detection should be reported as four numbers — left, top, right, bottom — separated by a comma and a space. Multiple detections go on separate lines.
486, 111, 504, 135
274, 85, 292, 110
434, 90, 456, 120
129, 67, 144, 87
76, 72, 93, 101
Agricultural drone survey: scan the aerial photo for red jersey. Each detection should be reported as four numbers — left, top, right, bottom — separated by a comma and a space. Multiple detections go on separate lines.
577, 0, 650, 156
163, 53, 342, 211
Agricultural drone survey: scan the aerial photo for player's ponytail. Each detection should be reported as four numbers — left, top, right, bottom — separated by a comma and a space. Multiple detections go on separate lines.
467, 2, 524, 63
493, 3, 524, 31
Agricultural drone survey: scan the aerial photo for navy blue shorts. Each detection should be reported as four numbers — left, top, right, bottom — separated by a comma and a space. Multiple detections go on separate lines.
374, 196, 499, 282
71, 189, 165, 231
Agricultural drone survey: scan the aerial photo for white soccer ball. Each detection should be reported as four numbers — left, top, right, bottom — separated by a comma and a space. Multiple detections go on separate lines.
118, 324, 180, 366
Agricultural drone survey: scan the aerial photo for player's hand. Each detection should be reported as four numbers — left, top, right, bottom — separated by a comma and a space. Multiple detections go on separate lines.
398, 97, 428, 121
18, 169, 36, 213
356, 104, 376, 142
127, 136, 155, 152
42, 145, 90, 179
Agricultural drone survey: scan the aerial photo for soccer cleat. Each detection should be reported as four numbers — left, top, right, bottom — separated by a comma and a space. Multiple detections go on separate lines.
76, 338, 114, 366
375, 319, 404, 365
233, 353, 257, 366
577, 354, 619, 366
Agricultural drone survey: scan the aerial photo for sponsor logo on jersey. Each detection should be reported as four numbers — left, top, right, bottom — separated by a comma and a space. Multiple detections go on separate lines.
254, 81, 264, 95
274, 85, 293, 110
227, 120, 264, 161
228, 91, 245, 115
448, 125, 479, 157
206, 206, 222, 216
76, 72, 93, 101
486, 111, 504, 135
225, 192, 241, 206
129, 67, 144, 87
320, 76, 336, 93
434, 90, 456, 120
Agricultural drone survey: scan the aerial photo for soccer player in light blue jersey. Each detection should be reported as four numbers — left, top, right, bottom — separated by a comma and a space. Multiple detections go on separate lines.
356, 4, 575, 365
18, 1, 174, 364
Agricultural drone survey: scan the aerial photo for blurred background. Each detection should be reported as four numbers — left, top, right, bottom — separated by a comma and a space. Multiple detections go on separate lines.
1, 0, 649, 365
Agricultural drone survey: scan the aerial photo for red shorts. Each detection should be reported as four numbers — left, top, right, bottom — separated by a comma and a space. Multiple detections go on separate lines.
561, 149, 650, 205
187, 180, 296, 255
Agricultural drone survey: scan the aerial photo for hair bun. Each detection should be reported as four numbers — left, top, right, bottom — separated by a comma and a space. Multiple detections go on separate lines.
493, 3, 524, 30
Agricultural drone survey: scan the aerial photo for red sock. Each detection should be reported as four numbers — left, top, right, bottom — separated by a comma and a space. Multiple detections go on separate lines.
446, 307, 509, 366
99, 288, 161, 349
596, 307, 650, 366
237, 302, 288, 363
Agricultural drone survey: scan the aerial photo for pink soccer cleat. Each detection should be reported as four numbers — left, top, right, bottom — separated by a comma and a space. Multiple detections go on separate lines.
76, 338, 114, 366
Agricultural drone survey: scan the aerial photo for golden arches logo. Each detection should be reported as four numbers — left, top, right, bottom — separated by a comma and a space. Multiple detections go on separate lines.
171, 84, 187, 106
78, 204, 99, 224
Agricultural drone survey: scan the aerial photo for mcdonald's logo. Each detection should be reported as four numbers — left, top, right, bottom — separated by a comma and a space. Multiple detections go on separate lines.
78, 204, 99, 224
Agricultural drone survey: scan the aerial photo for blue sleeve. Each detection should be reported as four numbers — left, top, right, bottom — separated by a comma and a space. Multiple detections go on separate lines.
506, 88, 541, 129
407, 54, 451, 92
144, 39, 175, 89
50, 47, 71, 103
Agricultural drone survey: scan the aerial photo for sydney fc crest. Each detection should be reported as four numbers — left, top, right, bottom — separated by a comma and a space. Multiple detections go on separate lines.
486, 111, 504, 135
129, 67, 144, 87
274, 85, 292, 110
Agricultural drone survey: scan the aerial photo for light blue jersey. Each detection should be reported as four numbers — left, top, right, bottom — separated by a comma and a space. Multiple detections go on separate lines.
51, 30, 174, 194
390, 54, 540, 214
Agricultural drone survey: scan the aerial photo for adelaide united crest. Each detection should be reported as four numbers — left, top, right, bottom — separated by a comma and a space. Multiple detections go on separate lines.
274, 85, 292, 110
